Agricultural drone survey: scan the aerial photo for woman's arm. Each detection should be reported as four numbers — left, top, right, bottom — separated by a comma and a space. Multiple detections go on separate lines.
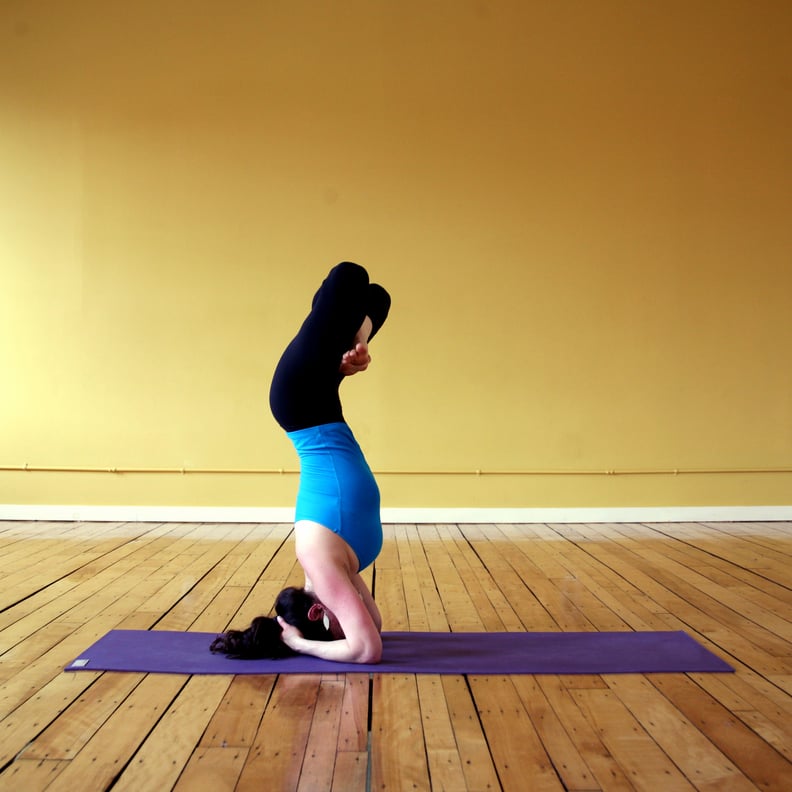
288, 531, 382, 663
351, 572, 382, 633
278, 572, 382, 663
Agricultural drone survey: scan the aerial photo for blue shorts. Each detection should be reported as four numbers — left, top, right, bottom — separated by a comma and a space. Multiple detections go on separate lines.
287, 422, 383, 571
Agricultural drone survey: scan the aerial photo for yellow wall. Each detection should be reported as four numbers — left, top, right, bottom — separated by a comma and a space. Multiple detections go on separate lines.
2, 1, 790, 509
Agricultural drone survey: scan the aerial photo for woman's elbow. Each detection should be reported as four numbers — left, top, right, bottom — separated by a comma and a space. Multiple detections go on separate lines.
354, 637, 382, 664
357, 647, 381, 664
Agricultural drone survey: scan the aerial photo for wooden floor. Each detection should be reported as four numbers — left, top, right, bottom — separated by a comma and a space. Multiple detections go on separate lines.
0, 521, 791, 791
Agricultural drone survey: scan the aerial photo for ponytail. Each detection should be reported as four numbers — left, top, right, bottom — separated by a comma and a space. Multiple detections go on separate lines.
209, 615, 292, 659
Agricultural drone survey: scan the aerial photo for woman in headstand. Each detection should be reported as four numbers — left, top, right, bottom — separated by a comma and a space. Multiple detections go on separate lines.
211, 262, 390, 663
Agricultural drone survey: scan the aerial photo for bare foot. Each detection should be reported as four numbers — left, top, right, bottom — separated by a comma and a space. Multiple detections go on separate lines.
339, 342, 371, 375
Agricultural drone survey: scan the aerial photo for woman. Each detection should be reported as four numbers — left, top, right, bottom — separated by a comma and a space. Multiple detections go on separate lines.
211, 262, 390, 663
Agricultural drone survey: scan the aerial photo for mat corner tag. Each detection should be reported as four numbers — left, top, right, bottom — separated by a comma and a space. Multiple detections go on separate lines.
70, 658, 90, 668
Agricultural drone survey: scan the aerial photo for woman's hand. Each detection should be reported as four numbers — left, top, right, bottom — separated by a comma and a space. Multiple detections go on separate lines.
339, 342, 371, 376
277, 617, 305, 652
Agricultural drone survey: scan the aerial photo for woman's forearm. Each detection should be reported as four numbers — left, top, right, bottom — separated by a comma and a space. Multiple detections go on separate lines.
289, 635, 381, 664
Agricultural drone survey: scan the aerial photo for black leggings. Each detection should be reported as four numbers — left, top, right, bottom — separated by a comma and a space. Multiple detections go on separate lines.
269, 262, 391, 432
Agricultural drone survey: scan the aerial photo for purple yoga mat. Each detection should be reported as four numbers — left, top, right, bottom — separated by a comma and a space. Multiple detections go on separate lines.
65, 630, 732, 675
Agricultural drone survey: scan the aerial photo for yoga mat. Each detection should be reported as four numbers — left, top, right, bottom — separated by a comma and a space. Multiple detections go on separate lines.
65, 630, 733, 675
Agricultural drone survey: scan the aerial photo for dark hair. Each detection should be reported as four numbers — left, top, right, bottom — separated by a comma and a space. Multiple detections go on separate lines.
210, 586, 332, 659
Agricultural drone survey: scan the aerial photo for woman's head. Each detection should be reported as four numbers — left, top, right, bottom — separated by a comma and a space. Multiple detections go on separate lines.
209, 586, 334, 659
274, 586, 333, 641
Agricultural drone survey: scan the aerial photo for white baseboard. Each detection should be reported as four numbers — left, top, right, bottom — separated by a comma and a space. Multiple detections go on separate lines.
1, 504, 791, 523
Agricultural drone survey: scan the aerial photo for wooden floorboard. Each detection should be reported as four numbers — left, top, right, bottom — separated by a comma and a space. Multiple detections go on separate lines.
1, 520, 791, 790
